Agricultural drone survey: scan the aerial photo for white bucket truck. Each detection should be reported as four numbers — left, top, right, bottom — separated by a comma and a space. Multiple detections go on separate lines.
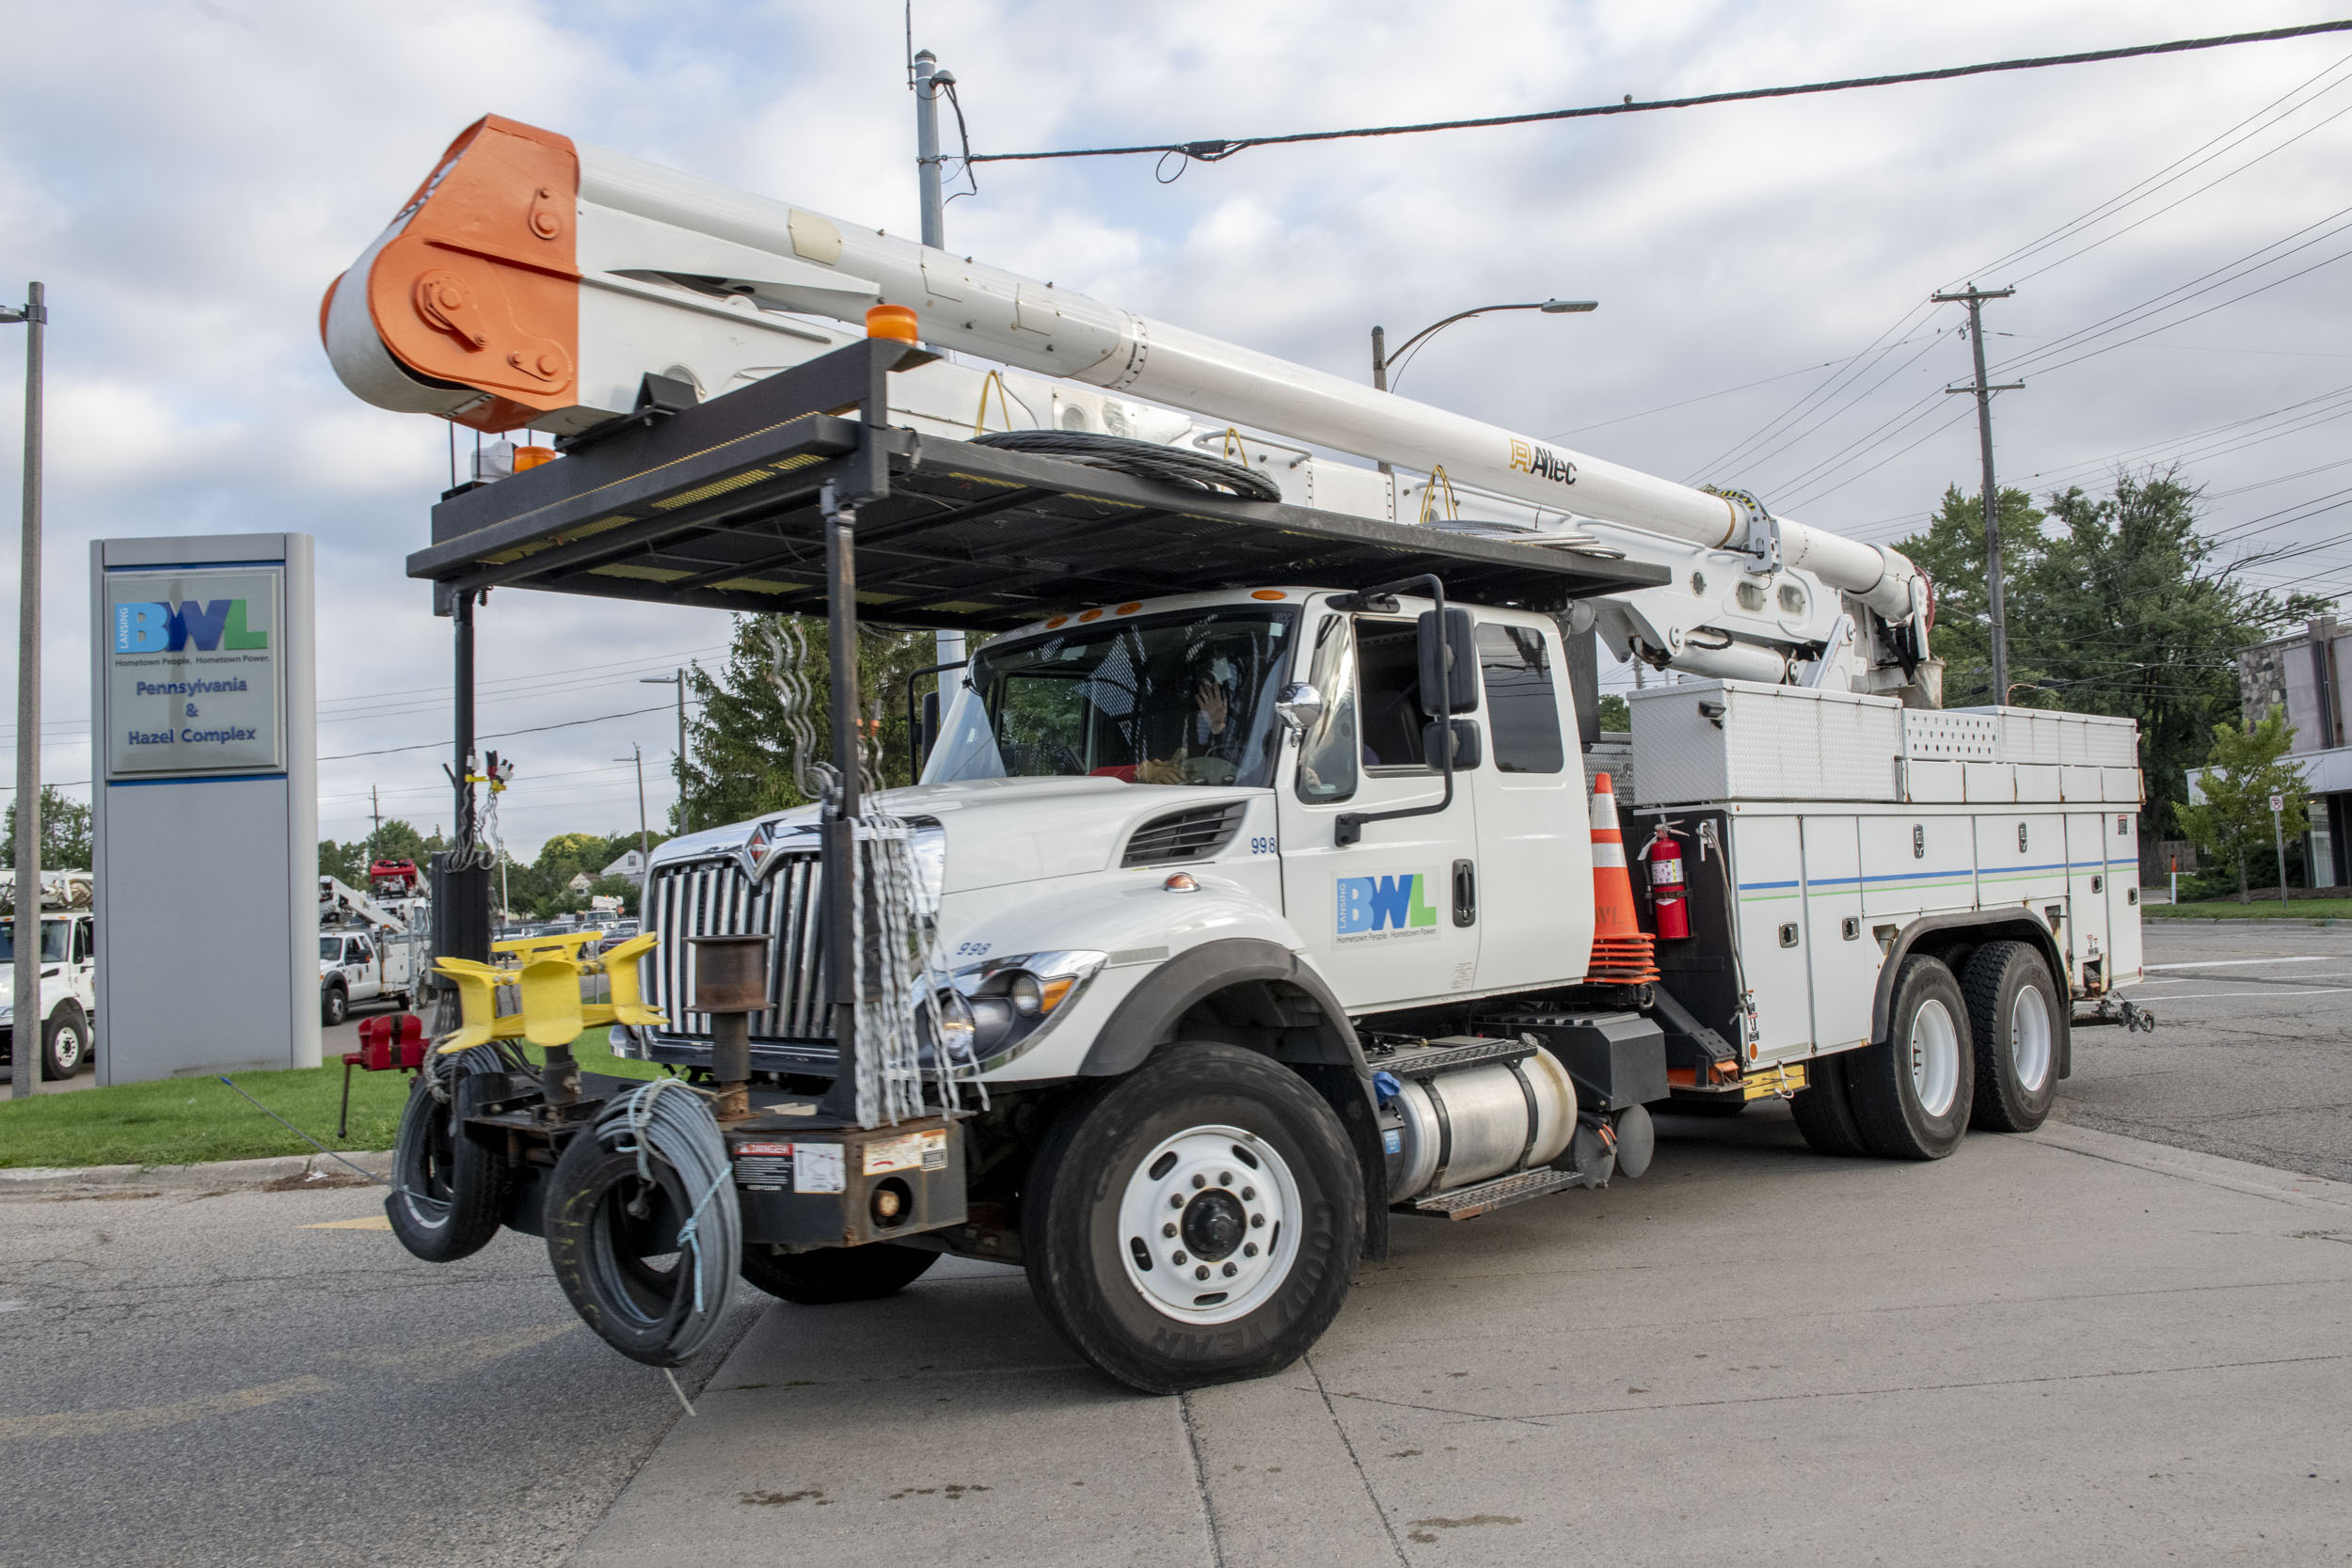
0, 872, 98, 1080
327, 116, 2149, 1391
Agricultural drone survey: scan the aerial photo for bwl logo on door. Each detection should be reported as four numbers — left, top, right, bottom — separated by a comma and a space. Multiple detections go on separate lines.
1335, 874, 1438, 942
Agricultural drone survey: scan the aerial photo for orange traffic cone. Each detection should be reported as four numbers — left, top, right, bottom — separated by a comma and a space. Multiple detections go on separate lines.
1586, 772, 1660, 984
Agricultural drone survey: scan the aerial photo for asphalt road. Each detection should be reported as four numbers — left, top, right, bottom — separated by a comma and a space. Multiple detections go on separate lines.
3, 920, 2346, 1567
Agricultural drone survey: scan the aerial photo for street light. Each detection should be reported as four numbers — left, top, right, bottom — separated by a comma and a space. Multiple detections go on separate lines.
4, 283, 43, 1102
1372, 298, 1597, 393
640, 672, 691, 832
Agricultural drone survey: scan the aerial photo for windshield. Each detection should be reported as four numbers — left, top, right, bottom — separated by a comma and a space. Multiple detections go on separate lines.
320, 937, 344, 960
0, 919, 72, 964
927, 607, 1296, 788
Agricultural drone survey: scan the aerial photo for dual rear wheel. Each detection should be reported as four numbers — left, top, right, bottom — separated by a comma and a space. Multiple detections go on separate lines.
1790, 942, 2061, 1160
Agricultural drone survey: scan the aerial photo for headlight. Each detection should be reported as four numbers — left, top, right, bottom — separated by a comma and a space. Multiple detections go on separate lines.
923, 949, 1105, 1072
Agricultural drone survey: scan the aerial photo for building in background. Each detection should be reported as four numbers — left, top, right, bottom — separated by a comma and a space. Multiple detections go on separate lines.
2235, 616, 2347, 886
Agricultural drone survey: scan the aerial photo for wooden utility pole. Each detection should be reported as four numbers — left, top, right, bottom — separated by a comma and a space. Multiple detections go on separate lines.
1934, 284, 2024, 703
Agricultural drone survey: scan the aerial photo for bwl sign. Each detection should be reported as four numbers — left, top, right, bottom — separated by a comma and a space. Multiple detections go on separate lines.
103, 565, 286, 776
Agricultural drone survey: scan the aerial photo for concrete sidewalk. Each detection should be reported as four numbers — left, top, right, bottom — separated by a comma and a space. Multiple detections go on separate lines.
568, 1110, 2352, 1568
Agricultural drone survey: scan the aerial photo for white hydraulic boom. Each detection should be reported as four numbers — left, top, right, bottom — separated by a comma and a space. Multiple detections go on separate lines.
325, 116, 1940, 702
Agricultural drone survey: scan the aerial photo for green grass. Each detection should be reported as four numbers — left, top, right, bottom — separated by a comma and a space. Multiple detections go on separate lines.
0, 1025, 670, 1169
2145, 897, 2352, 921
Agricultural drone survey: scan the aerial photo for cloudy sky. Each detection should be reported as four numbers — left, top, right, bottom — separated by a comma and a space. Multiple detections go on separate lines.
3, 0, 2348, 856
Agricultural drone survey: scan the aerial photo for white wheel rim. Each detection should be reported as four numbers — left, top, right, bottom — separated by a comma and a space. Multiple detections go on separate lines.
1909, 998, 1961, 1117
1117, 1124, 1299, 1326
2010, 983, 2053, 1091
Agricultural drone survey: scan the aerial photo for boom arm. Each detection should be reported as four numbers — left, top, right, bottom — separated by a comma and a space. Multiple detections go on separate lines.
325, 116, 1938, 702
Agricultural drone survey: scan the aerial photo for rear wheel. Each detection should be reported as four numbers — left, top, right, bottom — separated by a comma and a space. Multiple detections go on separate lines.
1788, 1050, 1871, 1157
40, 1004, 90, 1080
1848, 957, 1974, 1161
1963, 942, 2060, 1132
1024, 1043, 1361, 1393
739, 1243, 938, 1304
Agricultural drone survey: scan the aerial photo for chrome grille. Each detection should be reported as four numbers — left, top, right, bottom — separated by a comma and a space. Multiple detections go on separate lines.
645, 851, 830, 1044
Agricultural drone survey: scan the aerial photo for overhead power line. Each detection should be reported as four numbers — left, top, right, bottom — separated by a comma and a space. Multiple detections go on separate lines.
965, 20, 2352, 171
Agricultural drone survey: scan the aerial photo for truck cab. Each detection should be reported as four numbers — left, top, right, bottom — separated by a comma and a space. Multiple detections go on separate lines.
0, 909, 99, 1080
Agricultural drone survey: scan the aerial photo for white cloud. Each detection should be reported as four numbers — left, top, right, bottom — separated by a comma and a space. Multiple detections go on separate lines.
1, 0, 2348, 849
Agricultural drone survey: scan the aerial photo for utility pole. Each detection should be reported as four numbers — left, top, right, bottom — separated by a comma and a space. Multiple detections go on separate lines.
369, 784, 383, 853
618, 743, 648, 863
1933, 284, 2024, 705
5, 283, 44, 1101
914, 47, 968, 694
640, 672, 691, 832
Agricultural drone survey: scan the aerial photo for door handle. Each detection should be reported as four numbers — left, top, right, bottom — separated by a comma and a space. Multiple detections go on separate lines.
1452, 859, 1476, 927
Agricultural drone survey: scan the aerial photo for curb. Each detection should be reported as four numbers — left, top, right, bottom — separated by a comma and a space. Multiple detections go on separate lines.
2142, 914, 2346, 927
0, 1148, 394, 1200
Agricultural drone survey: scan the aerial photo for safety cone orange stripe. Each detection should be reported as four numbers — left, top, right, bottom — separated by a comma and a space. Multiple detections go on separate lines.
1586, 771, 1657, 972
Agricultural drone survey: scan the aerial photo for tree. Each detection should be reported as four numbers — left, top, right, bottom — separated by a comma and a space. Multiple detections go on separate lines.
586, 873, 641, 916
1596, 693, 1630, 734
2176, 705, 2309, 902
320, 839, 366, 884
680, 613, 938, 832
2, 786, 93, 871
1896, 469, 2331, 838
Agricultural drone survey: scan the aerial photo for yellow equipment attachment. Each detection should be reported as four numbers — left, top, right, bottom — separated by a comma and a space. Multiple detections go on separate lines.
434, 933, 666, 1053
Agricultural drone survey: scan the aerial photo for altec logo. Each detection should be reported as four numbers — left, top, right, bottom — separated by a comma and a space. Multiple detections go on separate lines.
1507, 438, 1578, 487
1336, 874, 1439, 939
114, 600, 269, 655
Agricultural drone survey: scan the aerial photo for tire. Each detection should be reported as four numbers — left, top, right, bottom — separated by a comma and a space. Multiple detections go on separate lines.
545, 1132, 700, 1366
40, 1004, 90, 1081
1963, 942, 2061, 1132
1023, 1042, 1362, 1394
321, 983, 348, 1028
739, 1243, 939, 1304
1848, 956, 1975, 1161
385, 1065, 509, 1262
1788, 1050, 1871, 1157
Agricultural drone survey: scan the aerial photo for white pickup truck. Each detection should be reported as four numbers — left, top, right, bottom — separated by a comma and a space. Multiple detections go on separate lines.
0, 908, 98, 1080
318, 928, 420, 1026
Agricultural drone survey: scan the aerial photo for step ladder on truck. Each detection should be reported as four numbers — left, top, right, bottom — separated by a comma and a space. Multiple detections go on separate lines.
323, 114, 2151, 1392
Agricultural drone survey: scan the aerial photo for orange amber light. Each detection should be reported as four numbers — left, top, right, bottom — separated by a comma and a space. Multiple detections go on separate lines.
866, 305, 920, 342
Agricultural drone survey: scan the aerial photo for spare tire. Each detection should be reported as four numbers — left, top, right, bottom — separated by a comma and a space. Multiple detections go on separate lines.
385, 1052, 510, 1262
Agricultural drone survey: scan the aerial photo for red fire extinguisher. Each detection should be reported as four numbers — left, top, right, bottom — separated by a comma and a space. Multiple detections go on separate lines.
1641, 823, 1691, 941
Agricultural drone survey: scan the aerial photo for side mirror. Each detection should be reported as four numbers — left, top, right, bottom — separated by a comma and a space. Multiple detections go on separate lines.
1422, 718, 1482, 770
1417, 607, 1478, 716
1275, 681, 1326, 737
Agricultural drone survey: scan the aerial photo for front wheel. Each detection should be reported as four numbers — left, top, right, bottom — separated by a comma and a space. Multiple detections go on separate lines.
321, 984, 348, 1028
41, 1005, 90, 1080
1024, 1043, 1362, 1394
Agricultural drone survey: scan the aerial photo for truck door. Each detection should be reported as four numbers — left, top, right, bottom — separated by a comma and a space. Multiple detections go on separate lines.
1278, 608, 1483, 1006
1464, 617, 1590, 992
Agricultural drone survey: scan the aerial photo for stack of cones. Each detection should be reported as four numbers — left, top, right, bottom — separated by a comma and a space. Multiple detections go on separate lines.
1585, 772, 1660, 984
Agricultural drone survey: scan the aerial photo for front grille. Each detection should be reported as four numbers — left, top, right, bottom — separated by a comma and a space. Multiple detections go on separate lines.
645, 852, 830, 1045
1122, 802, 1246, 867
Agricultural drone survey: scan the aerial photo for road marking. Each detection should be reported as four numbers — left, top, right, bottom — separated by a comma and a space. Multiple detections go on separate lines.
301, 1214, 392, 1230
2137, 987, 2352, 1002
0, 1375, 336, 1444
326, 1322, 577, 1381
2145, 957, 2332, 970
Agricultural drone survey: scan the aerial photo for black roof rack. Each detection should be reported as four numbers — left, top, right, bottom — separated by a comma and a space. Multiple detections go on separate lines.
411, 339, 1669, 630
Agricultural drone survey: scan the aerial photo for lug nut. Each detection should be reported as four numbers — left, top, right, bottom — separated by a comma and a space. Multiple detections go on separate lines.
1190, 1174, 1205, 1190
1163, 1223, 1177, 1239
1195, 1265, 1211, 1280
1241, 1186, 1256, 1201
1172, 1251, 1187, 1265
1250, 1213, 1264, 1228
1170, 1195, 1184, 1209
1218, 1171, 1233, 1186
1222, 1262, 1237, 1277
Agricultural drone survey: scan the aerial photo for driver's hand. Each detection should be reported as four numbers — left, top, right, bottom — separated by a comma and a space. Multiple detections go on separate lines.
1136, 753, 1185, 785
1197, 679, 1229, 735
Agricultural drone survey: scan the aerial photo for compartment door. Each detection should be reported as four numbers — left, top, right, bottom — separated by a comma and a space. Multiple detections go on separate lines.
2066, 813, 2110, 980
2105, 808, 2144, 982
1801, 816, 1873, 1053
1729, 816, 1811, 1060
1860, 814, 1979, 919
